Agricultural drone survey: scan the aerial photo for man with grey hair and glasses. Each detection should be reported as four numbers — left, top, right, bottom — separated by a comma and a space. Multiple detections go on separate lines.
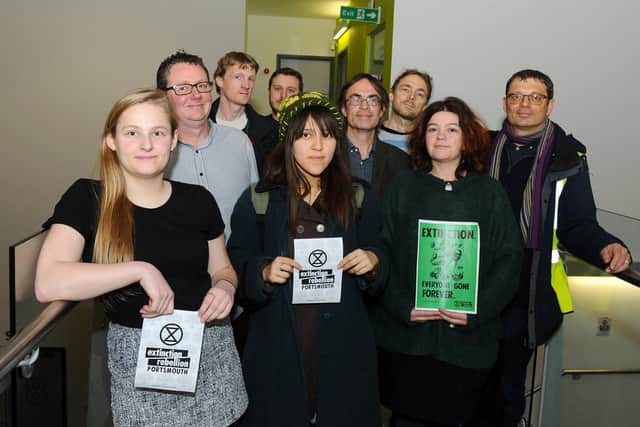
338, 73, 409, 196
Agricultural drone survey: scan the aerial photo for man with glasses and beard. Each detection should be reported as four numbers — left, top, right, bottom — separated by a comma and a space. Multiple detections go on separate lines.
338, 73, 410, 196
470, 69, 631, 427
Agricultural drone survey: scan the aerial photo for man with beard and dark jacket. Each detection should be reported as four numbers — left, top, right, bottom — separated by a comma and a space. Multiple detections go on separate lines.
266, 67, 303, 123
378, 69, 432, 152
210, 51, 278, 177
470, 69, 632, 427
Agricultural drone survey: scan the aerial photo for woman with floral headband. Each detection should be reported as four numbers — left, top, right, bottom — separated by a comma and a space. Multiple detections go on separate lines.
228, 92, 387, 426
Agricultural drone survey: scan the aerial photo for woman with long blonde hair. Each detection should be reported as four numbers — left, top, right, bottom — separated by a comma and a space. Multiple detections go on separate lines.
35, 89, 247, 425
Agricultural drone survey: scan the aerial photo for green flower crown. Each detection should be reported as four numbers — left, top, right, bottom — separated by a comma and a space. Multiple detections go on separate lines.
277, 91, 344, 144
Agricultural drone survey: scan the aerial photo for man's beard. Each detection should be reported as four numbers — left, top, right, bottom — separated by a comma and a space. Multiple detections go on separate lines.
394, 106, 418, 122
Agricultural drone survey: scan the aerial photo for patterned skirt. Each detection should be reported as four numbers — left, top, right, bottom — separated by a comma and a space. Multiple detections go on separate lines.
107, 320, 247, 427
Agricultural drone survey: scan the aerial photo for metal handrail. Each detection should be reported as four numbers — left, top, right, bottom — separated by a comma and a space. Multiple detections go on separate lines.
563, 249, 640, 287
618, 263, 640, 287
563, 369, 640, 376
0, 300, 76, 380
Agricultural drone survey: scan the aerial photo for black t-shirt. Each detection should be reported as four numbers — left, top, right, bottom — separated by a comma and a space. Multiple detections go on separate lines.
44, 179, 224, 327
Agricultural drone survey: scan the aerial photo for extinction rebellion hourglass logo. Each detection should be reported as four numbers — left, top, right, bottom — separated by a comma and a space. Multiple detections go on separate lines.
144, 323, 190, 375
159, 323, 183, 346
309, 249, 328, 267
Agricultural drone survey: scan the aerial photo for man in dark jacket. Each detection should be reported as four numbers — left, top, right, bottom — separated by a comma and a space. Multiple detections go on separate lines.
338, 73, 410, 196
210, 51, 277, 176
378, 69, 432, 152
266, 67, 303, 122
471, 69, 631, 427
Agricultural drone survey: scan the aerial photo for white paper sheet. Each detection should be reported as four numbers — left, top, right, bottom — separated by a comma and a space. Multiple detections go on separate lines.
134, 310, 204, 393
292, 237, 343, 304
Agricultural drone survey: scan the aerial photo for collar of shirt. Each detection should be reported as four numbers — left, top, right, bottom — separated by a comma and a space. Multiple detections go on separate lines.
177, 119, 218, 150
345, 135, 378, 159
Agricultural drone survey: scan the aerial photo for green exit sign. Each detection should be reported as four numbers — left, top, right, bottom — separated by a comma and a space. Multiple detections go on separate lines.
340, 6, 381, 24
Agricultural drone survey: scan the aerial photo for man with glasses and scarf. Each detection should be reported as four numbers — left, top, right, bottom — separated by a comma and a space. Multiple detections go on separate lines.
338, 73, 410, 196
471, 69, 631, 427
157, 50, 258, 239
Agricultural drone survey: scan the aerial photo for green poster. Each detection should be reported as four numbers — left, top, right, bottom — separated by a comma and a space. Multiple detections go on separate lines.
415, 219, 480, 314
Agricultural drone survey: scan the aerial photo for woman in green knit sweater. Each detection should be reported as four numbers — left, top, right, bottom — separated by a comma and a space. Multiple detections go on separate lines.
370, 97, 522, 427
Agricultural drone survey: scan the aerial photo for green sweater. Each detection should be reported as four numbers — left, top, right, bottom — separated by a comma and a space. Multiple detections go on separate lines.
369, 170, 522, 369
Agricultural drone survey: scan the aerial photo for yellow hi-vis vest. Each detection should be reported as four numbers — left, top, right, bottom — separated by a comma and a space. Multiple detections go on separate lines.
550, 179, 574, 313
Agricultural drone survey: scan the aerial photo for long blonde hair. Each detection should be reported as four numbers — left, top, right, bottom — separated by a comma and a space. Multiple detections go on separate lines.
93, 89, 176, 264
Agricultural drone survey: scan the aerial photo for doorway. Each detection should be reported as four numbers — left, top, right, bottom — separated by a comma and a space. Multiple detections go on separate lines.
277, 54, 335, 100
335, 49, 348, 102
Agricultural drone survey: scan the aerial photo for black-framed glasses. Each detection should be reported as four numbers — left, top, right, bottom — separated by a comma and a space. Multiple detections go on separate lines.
347, 94, 381, 107
164, 81, 213, 95
506, 93, 548, 105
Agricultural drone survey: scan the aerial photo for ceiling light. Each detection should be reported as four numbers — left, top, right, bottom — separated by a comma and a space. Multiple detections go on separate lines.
333, 21, 349, 40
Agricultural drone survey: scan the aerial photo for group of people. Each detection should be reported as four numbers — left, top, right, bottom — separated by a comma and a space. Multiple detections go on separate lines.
33, 48, 631, 427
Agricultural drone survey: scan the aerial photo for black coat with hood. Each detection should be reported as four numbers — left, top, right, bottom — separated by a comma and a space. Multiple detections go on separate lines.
227, 181, 388, 427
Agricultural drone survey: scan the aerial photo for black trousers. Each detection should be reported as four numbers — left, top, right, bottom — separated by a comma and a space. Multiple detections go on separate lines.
378, 348, 490, 426
467, 337, 534, 427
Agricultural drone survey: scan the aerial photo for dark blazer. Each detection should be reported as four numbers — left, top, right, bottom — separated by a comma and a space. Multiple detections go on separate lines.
372, 137, 411, 196
210, 99, 278, 177
344, 135, 411, 197
227, 182, 388, 427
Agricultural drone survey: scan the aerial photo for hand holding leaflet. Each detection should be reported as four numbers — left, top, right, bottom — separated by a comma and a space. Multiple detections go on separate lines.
138, 262, 175, 318
262, 256, 303, 284
338, 249, 378, 275
198, 281, 235, 322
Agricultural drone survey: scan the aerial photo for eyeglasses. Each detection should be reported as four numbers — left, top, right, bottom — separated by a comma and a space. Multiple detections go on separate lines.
506, 93, 548, 105
347, 94, 381, 107
164, 81, 213, 95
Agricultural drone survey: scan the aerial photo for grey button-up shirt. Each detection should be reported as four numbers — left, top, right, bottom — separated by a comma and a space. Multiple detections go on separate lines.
166, 119, 259, 238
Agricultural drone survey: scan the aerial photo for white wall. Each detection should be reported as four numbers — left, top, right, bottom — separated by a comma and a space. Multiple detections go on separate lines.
392, 4, 640, 425
561, 277, 640, 426
0, 1, 244, 423
247, 14, 336, 114
392, 0, 640, 220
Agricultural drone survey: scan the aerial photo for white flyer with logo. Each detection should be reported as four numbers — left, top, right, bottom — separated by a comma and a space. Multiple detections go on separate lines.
292, 237, 343, 304
134, 309, 204, 393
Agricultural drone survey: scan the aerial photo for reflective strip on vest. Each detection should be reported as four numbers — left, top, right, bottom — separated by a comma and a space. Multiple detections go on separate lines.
551, 179, 574, 313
